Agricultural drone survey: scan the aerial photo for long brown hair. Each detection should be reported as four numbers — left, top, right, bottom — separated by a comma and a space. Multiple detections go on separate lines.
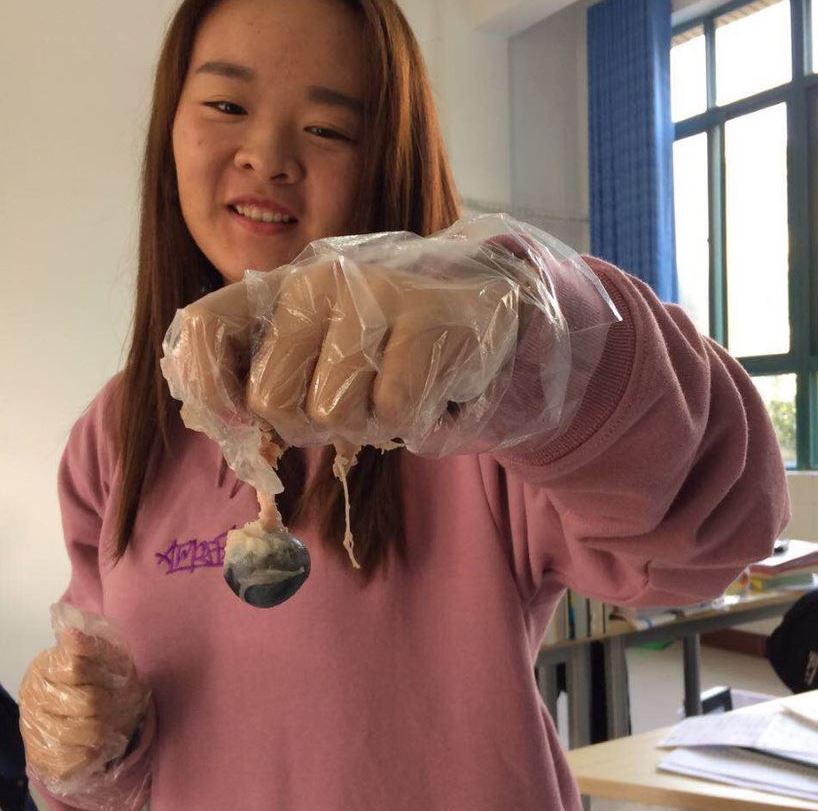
113, 0, 461, 576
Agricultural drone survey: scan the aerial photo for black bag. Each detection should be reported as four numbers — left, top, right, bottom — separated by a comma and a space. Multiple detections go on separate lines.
766, 588, 818, 694
0, 682, 37, 811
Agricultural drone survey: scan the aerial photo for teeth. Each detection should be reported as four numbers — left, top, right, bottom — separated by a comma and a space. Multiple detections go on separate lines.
234, 205, 294, 224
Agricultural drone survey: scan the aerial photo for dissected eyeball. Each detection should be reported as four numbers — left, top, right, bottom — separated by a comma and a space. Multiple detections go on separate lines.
223, 521, 310, 608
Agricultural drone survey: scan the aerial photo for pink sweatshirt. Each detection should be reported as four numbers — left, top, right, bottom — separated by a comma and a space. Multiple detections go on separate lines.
30, 258, 789, 811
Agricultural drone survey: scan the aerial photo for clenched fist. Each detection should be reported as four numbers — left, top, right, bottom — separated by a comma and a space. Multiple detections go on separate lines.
164, 238, 523, 453
19, 626, 149, 786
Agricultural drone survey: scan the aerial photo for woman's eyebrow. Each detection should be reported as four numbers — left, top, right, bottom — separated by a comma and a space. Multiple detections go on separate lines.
194, 61, 256, 81
307, 85, 363, 115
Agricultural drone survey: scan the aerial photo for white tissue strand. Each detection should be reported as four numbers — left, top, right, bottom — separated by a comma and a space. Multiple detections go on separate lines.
332, 445, 361, 570
256, 490, 284, 533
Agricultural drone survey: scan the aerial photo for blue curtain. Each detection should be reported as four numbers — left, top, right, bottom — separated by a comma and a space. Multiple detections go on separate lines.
588, 0, 678, 302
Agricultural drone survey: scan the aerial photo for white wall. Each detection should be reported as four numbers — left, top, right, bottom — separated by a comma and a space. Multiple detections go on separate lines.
470, 0, 578, 35
400, 0, 512, 204
0, 1, 510, 699
509, 0, 593, 250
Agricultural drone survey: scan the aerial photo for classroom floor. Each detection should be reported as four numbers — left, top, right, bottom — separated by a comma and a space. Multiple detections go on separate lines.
565, 639, 790, 811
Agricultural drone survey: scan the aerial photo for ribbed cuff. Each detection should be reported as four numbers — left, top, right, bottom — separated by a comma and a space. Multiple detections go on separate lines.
496, 259, 636, 467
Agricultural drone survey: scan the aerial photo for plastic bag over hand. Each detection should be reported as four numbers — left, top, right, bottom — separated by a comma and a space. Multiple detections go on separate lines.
160, 213, 620, 496
19, 602, 152, 811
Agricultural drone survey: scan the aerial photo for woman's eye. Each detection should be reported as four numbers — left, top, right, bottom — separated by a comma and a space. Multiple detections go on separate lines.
306, 126, 350, 141
204, 101, 246, 116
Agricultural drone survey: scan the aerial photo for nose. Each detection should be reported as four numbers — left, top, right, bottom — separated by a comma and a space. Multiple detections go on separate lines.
234, 124, 304, 184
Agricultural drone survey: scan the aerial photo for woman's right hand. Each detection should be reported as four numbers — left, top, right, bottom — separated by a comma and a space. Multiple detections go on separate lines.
19, 627, 149, 786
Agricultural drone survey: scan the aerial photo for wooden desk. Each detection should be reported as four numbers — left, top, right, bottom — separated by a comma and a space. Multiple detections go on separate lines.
566, 691, 818, 811
536, 589, 808, 749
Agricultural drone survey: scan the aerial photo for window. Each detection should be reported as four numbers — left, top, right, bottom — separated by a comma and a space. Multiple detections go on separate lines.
671, 0, 818, 469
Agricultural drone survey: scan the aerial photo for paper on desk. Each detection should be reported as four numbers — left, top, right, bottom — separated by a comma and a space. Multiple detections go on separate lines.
758, 713, 818, 765
783, 692, 818, 728
659, 708, 818, 767
659, 711, 770, 748
658, 746, 818, 802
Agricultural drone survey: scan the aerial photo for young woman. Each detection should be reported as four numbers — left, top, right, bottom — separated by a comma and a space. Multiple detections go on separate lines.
19, 1, 789, 809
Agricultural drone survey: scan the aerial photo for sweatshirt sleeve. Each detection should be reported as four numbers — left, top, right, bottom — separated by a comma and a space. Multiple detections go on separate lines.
480, 257, 791, 609
54, 380, 118, 614
26, 377, 156, 811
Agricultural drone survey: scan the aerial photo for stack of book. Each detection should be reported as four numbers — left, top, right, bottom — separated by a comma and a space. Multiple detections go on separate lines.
607, 605, 679, 631
542, 590, 609, 645
748, 538, 818, 592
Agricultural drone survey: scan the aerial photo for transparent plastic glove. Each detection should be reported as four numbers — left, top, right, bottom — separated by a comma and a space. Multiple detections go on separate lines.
19, 603, 151, 811
161, 213, 620, 487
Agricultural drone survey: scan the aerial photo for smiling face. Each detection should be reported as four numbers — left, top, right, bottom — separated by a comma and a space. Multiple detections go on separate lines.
172, 0, 366, 283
